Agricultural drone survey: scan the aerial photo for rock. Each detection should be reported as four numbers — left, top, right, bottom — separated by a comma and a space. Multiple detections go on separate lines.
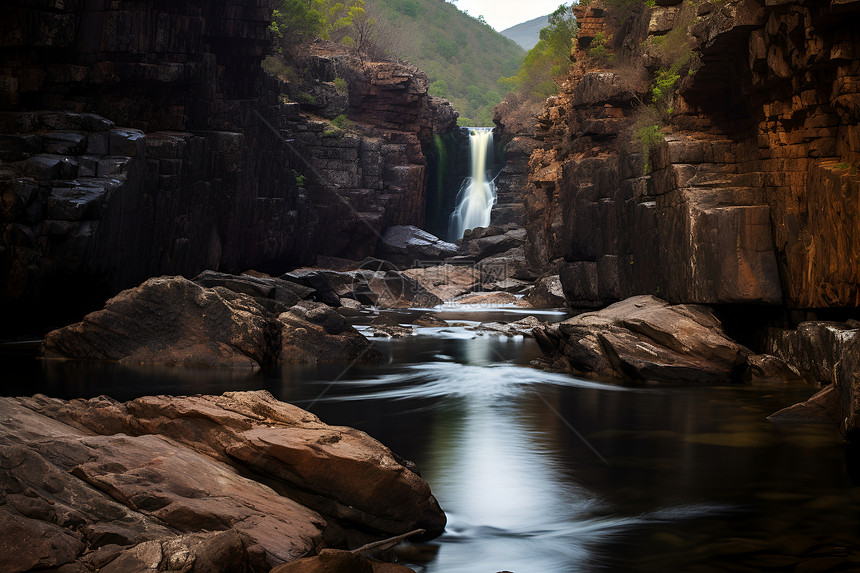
746, 354, 804, 384
376, 226, 458, 268
41, 276, 273, 369
280, 301, 385, 363
453, 291, 518, 306
194, 270, 305, 308
0, 391, 445, 570
402, 264, 480, 302
525, 274, 566, 308
768, 386, 837, 424
766, 322, 858, 386
270, 548, 415, 573
40, 276, 380, 368
477, 247, 534, 282
834, 334, 860, 441
459, 231, 525, 260
471, 316, 546, 337
537, 295, 751, 384
413, 313, 448, 327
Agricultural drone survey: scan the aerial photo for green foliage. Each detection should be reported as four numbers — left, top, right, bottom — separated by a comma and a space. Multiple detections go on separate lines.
366, 0, 525, 125
294, 171, 307, 187
835, 162, 850, 170
261, 56, 299, 82
322, 128, 341, 137
331, 114, 355, 130
333, 77, 348, 94
587, 31, 615, 63
296, 92, 317, 105
500, 4, 577, 101
636, 124, 663, 174
270, 0, 366, 49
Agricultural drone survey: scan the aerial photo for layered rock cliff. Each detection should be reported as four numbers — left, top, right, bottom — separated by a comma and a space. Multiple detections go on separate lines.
0, 1, 455, 335
496, 0, 860, 312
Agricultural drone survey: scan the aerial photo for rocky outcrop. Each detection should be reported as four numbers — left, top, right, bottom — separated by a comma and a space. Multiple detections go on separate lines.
40, 275, 383, 367
0, 2, 457, 337
497, 0, 860, 310
765, 321, 860, 440
535, 295, 751, 383
0, 390, 444, 571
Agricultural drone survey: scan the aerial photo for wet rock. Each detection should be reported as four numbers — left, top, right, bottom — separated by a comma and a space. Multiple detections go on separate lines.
413, 313, 448, 327
766, 322, 858, 386
537, 295, 751, 384
376, 226, 458, 268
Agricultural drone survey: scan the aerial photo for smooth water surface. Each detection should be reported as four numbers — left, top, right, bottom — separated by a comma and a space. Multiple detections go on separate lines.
3, 307, 859, 572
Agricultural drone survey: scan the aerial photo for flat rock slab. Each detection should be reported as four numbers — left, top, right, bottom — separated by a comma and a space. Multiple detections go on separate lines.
1, 390, 445, 572
536, 295, 751, 384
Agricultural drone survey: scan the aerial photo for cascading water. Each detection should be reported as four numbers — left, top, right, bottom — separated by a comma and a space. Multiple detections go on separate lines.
448, 128, 497, 240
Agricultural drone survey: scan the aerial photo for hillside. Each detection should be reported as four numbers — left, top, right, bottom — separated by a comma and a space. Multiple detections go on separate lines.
366, 0, 525, 125
501, 14, 550, 50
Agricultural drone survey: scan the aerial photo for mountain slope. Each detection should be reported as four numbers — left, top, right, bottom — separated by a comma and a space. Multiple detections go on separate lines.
366, 0, 525, 125
501, 14, 550, 50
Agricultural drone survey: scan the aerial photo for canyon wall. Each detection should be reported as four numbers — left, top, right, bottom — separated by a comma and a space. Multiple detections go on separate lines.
0, 0, 455, 334
497, 0, 859, 313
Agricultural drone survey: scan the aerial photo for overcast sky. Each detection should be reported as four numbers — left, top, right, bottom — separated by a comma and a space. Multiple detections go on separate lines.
450, 0, 571, 32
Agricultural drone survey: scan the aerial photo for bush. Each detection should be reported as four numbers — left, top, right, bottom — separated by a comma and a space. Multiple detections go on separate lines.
296, 92, 317, 105
331, 114, 355, 130
636, 124, 663, 174
333, 77, 348, 94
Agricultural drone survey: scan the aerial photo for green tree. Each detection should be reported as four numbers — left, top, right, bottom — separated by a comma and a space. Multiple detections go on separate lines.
501, 3, 577, 100
270, 0, 367, 49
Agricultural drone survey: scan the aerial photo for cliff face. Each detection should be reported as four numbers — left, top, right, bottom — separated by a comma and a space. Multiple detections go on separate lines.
498, 0, 860, 311
0, 1, 455, 334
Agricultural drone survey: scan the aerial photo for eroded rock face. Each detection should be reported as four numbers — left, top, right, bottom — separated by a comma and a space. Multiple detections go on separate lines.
40, 275, 381, 368
535, 295, 751, 383
0, 390, 445, 571
499, 0, 860, 310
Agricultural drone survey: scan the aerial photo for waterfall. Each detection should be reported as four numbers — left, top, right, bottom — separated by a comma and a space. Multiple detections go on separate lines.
449, 128, 497, 241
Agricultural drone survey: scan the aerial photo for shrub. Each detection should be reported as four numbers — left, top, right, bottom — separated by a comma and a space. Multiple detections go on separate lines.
296, 92, 317, 105
331, 114, 355, 130
333, 77, 348, 94
637, 124, 663, 174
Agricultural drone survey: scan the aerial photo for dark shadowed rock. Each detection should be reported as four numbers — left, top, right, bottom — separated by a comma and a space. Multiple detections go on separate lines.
525, 275, 566, 308
768, 386, 837, 424
536, 295, 750, 384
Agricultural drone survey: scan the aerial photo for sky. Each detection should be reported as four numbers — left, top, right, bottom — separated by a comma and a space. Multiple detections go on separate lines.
449, 0, 571, 32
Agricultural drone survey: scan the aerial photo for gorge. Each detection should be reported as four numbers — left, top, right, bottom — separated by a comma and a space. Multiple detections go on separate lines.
2, 0, 860, 571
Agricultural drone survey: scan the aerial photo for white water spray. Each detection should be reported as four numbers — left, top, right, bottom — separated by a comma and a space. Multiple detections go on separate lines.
449, 128, 497, 240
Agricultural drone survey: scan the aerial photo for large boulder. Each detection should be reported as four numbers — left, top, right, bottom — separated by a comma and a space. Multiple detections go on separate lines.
535, 295, 751, 384
280, 302, 385, 362
2, 391, 446, 571
40, 275, 380, 368
376, 226, 458, 268
402, 264, 480, 302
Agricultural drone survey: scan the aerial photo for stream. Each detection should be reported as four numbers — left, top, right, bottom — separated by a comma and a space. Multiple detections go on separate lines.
4, 305, 860, 572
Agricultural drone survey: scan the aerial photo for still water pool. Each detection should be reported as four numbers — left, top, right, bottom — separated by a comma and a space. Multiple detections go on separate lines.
4, 307, 859, 572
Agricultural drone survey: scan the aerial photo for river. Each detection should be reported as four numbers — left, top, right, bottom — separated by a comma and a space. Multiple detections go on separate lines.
3, 306, 859, 572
